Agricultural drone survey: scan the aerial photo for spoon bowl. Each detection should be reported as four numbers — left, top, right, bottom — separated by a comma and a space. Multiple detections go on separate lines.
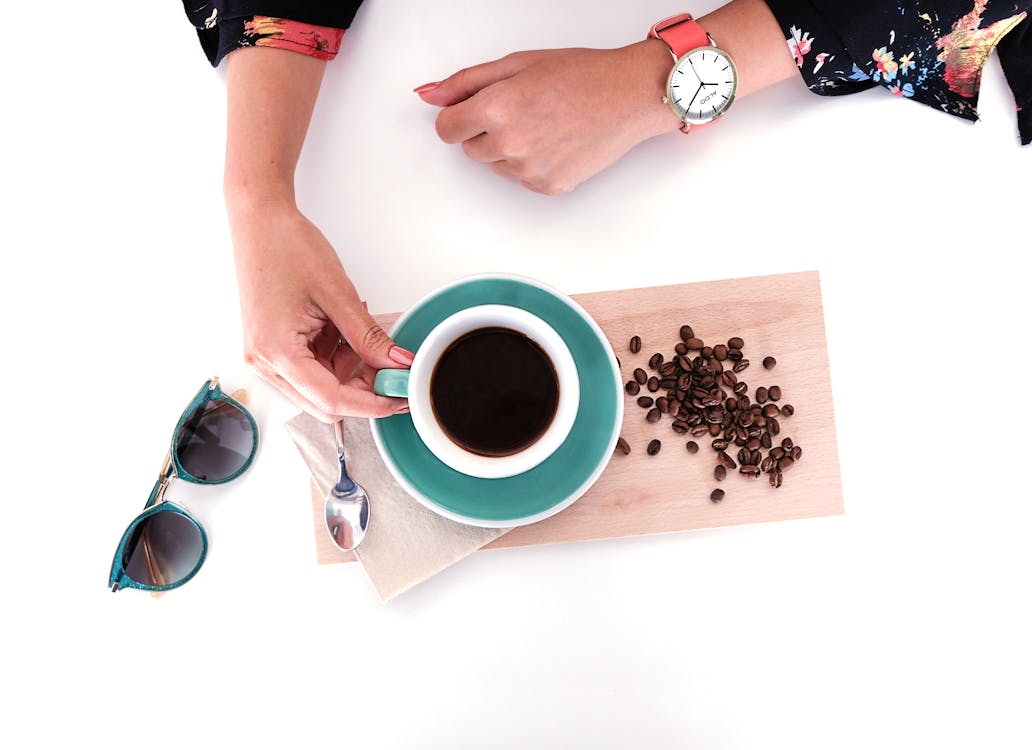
324, 421, 370, 551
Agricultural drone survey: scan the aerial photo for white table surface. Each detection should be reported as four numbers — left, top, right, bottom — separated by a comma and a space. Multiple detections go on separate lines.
4, 1, 1030, 748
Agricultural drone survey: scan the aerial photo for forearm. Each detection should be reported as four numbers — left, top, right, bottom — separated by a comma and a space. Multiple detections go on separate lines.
223, 47, 327, 217
699, 0, 798, 98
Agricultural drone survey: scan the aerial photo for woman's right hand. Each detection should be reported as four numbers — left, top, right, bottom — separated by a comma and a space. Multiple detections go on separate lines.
226, 199, 413, 422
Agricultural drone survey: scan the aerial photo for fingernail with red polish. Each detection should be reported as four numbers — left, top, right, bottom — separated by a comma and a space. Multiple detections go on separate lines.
414, 81, 441, 95
389, 345, 415, 366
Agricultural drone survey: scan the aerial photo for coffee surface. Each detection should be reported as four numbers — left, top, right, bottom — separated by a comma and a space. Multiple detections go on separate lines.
430, 326, 559, 457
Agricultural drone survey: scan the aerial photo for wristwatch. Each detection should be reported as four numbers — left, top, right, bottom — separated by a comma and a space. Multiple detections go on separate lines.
647, 13, 738, 133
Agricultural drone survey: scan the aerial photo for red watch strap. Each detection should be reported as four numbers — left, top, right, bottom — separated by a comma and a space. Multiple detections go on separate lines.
647, 13, 710, 58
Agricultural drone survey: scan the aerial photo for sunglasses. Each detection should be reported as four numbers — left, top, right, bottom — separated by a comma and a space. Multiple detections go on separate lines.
109, 378, 259, 593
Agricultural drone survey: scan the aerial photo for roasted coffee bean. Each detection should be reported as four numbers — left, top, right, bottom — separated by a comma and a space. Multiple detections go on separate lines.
675, 342, 689, 356
659, 377, 677, 389
633, 367, 647, 384
675, 389, 688, 402
781, 437, 794, 450
760, 432, 772, 449
771, 447, 785, 460
725, 397, 739, 412
713, 344, 728, 361
659, 361, 677, 377
625, 380, 640, 395
714, 465, 727, 481
685, 440, 699, 453
672, 420, 689, 434
679, 324, 694, 342
761, 456, 774, 472
737, 448, 749, 464
746, 437, 761, 451
756, 386, 768, 403
701, 345, 714, 359
615, 437, 631, 455
707, 423, 720, 436
667, 401, 681, 418
791, 445, 803, 461
685, 337, 704, 350
780, 404, 794, 416
629, 336, 642, 354
687, 414, 702, 426
762, 356, 776, 370
779, 455, 796, 470
646, 407, 661, 423
637, 396, 654, 408
710, 489, 725, 503
647, 439, 662, 456
740, 465, 761, 477
649, 352, 664, 369
647, 376, 660, 392
717, 450, 737, 469
691, 425, 710, 437
733, 359, 750, 373
768, 385, 782, 401
762, 404, 780, 418
767, 417, 781, 436
753, 415, 767, 428
769, 469, 783, 488
656, 397, 669, 413
677, 373, 692, 390
712, 438, 729, 451
733, 382, 748, 395
727, 348, 743, 361
678, 355, 693, 371
727, 336, 744, 350
739, 394, 751, 408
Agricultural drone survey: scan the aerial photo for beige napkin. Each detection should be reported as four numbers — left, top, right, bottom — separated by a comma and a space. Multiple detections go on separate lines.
284, 412, 512, 601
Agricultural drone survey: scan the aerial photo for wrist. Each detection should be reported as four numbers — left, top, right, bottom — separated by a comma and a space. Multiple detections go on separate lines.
223, 175, 297, 225
628, 39, 686, 137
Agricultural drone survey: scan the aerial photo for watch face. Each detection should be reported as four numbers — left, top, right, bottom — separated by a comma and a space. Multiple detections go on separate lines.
667, 46, 738, 126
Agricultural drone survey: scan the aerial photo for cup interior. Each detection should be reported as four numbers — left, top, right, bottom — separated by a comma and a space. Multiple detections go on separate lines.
407, 305, 579, 479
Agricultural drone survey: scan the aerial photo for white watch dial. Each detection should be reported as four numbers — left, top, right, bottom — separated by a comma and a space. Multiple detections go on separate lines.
667, 46, 738, 125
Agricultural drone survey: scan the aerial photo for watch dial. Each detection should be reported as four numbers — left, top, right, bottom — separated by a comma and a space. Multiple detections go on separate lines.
668, 47, 738, 124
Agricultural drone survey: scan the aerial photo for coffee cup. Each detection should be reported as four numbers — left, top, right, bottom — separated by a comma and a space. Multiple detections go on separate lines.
374, 304, 580, 479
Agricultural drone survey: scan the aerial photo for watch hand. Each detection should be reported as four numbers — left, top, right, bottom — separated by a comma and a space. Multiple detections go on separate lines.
687, 83, 703, 112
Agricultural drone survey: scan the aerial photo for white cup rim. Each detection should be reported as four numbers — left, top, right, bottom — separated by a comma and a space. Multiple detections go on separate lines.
407, 305, 579, 479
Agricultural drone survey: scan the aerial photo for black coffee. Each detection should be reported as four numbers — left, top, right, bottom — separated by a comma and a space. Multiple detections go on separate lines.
430, 326, 559, 457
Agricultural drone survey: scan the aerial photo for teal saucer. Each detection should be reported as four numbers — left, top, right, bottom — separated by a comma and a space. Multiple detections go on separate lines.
369, 274, 622, 527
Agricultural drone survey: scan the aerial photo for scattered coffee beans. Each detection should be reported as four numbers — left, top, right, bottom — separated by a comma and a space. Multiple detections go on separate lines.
615, 437, 630, 455
620, 323, 805, 499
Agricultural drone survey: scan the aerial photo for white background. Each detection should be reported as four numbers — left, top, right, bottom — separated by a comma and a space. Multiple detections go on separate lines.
3, 1, 1030, 748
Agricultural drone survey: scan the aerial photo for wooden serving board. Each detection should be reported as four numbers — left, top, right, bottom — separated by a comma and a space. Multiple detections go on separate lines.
311, 271, 843, 564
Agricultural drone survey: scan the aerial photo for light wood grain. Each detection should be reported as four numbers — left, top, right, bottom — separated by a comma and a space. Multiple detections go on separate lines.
310, 271, 843, 564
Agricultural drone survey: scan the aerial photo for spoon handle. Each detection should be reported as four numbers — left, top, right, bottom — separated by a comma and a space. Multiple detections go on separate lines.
332, 420, 357, 495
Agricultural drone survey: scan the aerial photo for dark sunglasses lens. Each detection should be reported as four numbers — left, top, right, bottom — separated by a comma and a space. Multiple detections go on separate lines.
175, 398, 256, 481
123, 511, 204, 588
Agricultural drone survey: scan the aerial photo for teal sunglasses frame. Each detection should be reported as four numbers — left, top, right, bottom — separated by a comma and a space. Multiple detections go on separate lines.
108, 378, 259, 593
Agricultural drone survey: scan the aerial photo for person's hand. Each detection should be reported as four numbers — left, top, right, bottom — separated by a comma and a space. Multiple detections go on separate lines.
416, 41, 679, 195
226, 200, 413, 421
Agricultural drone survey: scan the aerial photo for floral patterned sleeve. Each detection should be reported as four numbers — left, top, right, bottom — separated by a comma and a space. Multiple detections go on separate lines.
181, 1, 362, 66
763, 0, 1032, 144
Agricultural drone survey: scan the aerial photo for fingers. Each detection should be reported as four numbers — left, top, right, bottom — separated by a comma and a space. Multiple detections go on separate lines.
416, 53, 530, 107
322, 280, 414, 372
277, 352, 407, 420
